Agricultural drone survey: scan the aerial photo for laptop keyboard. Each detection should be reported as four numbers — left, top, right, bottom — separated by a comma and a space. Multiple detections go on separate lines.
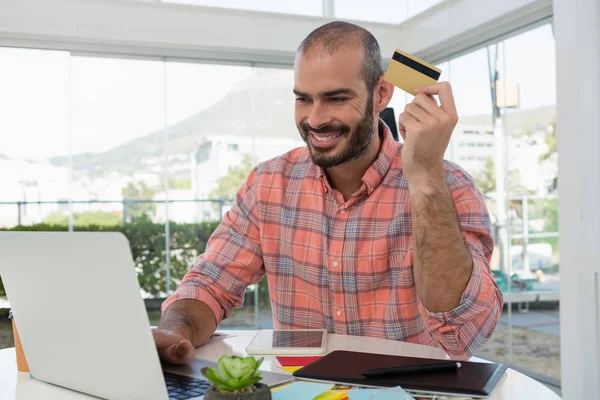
164, 372, 211, 400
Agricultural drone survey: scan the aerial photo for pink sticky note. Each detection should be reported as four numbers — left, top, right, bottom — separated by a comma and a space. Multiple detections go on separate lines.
276, 356, 322, 367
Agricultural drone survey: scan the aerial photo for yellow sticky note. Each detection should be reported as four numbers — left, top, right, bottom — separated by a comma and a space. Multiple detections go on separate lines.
279, 366, 302, 373
313, 390, 350, 400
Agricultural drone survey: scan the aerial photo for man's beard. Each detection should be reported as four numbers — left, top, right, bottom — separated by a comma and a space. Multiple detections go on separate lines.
297, 97, 375, 169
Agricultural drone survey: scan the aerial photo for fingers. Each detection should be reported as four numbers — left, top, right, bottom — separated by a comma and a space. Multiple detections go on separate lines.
414, 82, 458, 121
412, 93, 442, 119
172, 339, 196, 364
398, 111, 419, 137
153, 328, 195, 364
403, 102, 430, 123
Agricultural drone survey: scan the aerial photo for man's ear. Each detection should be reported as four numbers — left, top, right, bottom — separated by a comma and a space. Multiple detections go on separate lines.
374, 76, 394, 113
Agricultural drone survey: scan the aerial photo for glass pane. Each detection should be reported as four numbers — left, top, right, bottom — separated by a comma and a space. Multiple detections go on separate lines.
0, 47, 70, 227
0, 47, 70, 323
165, 61, 260, 326
69, 55, 165, 225
69, 56, 167, 299
252, 67, 306, 160
163, 0, 322, 16
335, 0, 444, 24
447, 48, 494, 181
502, 24, 559, 381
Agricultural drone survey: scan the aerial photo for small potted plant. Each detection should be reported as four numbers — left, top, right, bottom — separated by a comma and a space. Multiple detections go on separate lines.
201, 355, 272, 400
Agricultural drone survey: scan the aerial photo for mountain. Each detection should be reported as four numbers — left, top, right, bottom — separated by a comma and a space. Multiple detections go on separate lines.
459, 106, 555, 133
49, 69, 298, 177
48, 68, 556, 178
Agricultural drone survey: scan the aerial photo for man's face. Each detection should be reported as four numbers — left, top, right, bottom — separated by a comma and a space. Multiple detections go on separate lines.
293, 46, 375, 169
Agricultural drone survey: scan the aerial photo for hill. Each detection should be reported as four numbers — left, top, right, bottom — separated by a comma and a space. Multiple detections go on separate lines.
49, 69, 297, 177
459, 106, 555, 133
49, 68, 555, 177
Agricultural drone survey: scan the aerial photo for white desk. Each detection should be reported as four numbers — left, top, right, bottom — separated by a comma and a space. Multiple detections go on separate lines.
0, 330, 560, 399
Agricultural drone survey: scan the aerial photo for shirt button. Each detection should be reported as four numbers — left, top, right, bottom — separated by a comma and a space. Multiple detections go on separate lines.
336, 310, 342, 317
339, 208, 346, 214
333, 261, 339, 267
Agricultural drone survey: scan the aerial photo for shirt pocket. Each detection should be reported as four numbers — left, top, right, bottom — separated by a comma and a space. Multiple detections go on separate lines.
354, 257, 393, 306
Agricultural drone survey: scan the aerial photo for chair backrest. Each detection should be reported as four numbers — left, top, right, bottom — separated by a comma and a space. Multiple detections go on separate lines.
380, 107, 399, 141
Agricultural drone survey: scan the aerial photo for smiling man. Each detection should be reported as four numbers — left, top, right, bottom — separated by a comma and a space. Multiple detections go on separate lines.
154, 21, 503, 363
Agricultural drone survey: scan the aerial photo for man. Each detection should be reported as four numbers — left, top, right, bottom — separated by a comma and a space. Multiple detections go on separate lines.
154, 21, 503, 363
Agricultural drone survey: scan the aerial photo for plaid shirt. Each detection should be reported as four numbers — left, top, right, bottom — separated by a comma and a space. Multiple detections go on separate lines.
163, 123, 503, 360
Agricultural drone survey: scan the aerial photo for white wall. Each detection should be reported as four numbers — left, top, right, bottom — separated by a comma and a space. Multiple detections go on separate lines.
556, 0, 600, 397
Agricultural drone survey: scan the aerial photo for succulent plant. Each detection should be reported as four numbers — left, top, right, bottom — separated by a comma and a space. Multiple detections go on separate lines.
201, 355, 264, 393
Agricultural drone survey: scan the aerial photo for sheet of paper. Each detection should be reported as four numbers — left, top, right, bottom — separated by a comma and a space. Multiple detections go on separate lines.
206, 332, 234, 343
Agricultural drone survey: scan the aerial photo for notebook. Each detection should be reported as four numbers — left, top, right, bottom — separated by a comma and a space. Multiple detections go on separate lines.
292, 350, 508, 398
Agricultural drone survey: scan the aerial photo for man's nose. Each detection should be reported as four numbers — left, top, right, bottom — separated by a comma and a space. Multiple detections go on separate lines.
308, 102, 333, 129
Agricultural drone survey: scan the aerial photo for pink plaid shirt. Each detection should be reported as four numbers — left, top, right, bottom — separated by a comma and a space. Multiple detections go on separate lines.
163, 123, 503, 360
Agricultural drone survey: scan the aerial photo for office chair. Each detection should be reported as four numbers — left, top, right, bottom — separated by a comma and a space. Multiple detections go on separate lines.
380, 107, 399, 141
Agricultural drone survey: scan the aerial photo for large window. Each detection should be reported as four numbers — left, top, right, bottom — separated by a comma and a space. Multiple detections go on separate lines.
497, 24, 559, 383
0, 23, 561, 387
0, 48, 70, 228
0, 51, 306, 332
441, 25, 559, 384
68, 56, 166, 227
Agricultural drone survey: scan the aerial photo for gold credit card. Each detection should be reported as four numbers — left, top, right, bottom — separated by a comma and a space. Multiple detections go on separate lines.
384, 49, 442, 96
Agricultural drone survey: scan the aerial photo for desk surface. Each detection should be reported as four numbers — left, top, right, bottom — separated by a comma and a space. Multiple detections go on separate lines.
0, 330, 560, 399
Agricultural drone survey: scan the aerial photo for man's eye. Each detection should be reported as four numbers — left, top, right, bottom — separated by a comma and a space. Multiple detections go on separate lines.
295, 97, 309, 103
330, 97, 348, 103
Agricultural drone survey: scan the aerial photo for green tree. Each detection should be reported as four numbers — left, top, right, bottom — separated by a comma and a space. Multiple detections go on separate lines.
122, 181, 158, 221
474, 157, 531, 195
168, 177, 192, 190
539, 119, 557, 162
44, 210, 69, 225
0, 221, 220, 299
210, 154, 257, 200
539, 119, 558, 192
43, 210, 122, 226
75, 211, 122, 226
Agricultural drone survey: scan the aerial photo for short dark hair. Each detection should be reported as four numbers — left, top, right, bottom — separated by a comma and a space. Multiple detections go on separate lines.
297, 21, 385, 94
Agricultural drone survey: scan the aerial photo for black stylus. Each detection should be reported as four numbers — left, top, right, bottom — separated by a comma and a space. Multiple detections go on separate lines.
361, 362, 462, 377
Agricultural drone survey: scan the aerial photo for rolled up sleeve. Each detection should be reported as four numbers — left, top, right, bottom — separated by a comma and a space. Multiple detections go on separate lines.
418, 174, 504, 360
161, 167, 265, 326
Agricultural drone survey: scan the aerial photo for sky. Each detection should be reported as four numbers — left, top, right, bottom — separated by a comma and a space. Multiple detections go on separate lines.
0, 3, 556, 161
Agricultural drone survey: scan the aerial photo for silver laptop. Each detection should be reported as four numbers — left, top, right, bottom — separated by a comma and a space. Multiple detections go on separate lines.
0, 231, 292, 400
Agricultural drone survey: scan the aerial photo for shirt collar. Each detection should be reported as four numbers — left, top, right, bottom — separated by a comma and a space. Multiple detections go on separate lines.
316, 119, 399, 196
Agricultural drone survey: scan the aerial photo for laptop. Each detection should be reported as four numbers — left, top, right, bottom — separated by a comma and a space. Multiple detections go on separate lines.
0, 231, 293, 400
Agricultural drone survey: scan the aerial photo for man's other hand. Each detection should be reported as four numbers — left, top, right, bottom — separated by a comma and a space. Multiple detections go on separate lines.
152, 328, 196, 364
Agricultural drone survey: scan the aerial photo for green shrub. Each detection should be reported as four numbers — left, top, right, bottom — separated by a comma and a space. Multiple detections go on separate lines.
0, 221, 220, 299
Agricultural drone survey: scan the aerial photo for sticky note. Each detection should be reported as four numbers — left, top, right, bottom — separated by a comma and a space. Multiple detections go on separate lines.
272, 382, 336, 400
276, 356, 322, 366
278, 366, 303, 373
